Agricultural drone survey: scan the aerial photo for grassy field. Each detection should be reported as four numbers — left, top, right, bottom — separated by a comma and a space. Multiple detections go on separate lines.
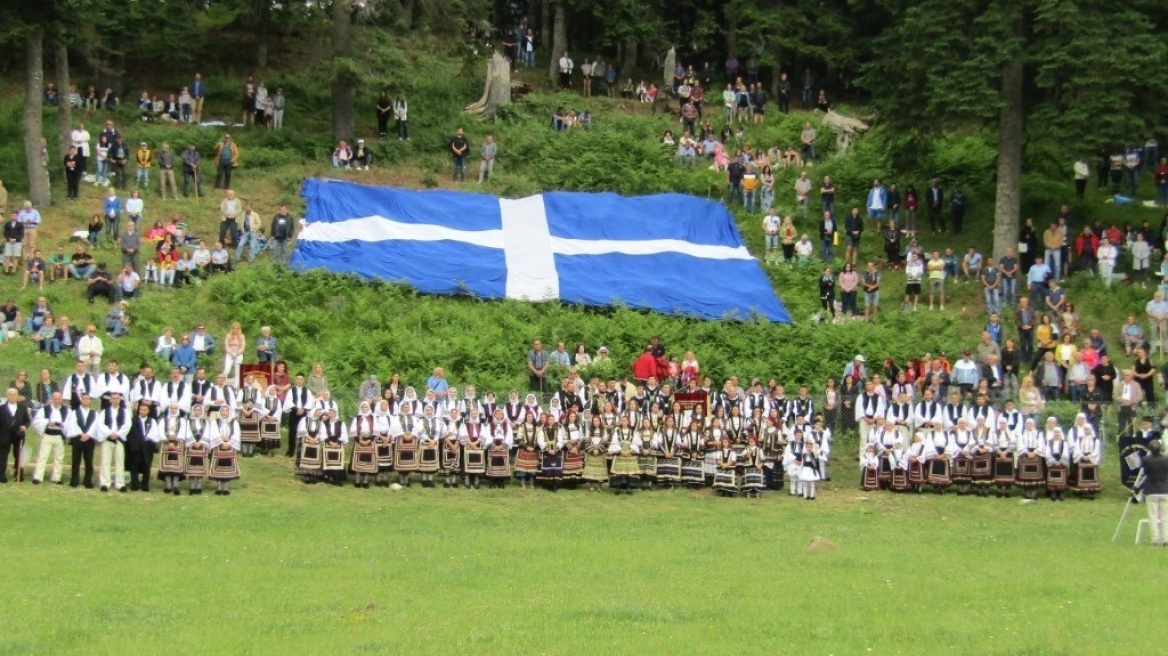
0, 446, 1159, 656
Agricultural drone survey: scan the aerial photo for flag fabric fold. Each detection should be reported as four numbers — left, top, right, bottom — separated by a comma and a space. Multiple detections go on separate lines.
291, 179, 792, 323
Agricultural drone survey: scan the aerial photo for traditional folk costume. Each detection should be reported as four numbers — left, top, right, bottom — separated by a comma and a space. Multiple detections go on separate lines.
31, 402, 70, 485
64, 397, 99, 489
237, 401, 263, 457
608, 425, 641, 494
184, 406, 211, 493
1045, 428, 1070, 501
440, 413, 463, 489
905, 433, 928, 492
416, 410, 443, 488
991, 420, 1016, 497
560, 417, 584, 486
861, 444, 880, 491
925, 429, 954, 494
259, 388, 283, 454
738, 441, 766, 497
393, 412, 420, 486
1069, 419, 1102, 499
459, 411, 486, 488
810, 417, 833, 481
655, 422, 682, 486
873, 419, 897, 489
760, 416, 786, 490
969, 424, 995, 496
156, 405, 187, 495
949, 420, 975, 495
320, 411, 349, 485
296, 412, 325, 483
582, 421, 609, 491
536, 416, 564, 491
800, 441, 822, 500
713, 442, 739, 496
889, 442, 910, 491
1014, 420, 1047, 500
124, 407, 162, 492
373, 401, 396, 486
349, 403, 379, 488
679, 423, 706, 489
513, 413, 541, 488
1119, 420, 1156, 489
208, 407, 241, 495
635, 420, 659, 490
485, 418, 513, 488
783, 435, 806, 496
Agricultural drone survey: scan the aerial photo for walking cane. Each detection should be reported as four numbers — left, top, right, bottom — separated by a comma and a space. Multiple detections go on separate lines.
192, 167, 201, 205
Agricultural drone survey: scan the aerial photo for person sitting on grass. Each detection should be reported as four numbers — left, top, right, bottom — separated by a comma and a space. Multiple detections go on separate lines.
31, 315, 57, 354
47, 246, 68, 283
86, 263, 116, 304
331, 140, 352, 169
191, 241, 211, 276
23, 249, 45, 291
117, 264, 140, 300
208, 241, 232, 274
104, 300, 131, 337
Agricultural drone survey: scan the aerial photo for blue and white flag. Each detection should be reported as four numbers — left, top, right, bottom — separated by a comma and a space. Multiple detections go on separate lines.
292, 179, 791, 323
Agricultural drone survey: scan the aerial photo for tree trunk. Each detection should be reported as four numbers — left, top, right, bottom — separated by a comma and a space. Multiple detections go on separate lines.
401, 0, 416, 30
620, 38, 637, 79
255, 0, 271, 68
55, 42, 72, 158
331, 0, 355, 144
992, 58, 1024, 262
726, 16, 738, 59
547, 1, 565, 84
539, 0, 551, 53
25, 27, 51, 208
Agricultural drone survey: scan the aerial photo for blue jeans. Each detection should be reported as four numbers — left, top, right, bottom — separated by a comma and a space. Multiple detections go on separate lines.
1158, 183, 1168, 206
69, 263, 95, 279
761, 187, 775, 212
1028, 284, 1046, 308
523, 50, 535, 69
726, 182, 741, 206
822, 197, 834, 216
269, 239, 288, 262
1044, 249, 1061, 279
1000, 278, 1016, 305
235, 231, 260, 262
136, 168, 149, 186
453, 156, 466, 180
743, 190, 756, 212
821, 239, 835, 263
96, 160, 110, 184
983, 288, 1000, 315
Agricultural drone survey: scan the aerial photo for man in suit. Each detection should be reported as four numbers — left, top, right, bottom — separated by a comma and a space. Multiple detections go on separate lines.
0, 387, 32, 482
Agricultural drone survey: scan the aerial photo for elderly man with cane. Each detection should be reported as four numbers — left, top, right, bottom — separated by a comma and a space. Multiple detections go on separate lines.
1134, 440, 1168, 546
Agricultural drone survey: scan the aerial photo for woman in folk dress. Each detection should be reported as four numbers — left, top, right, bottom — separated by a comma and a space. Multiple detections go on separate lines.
582, 414, 610, 492
608, 414, 641, 494
208, 405, 241, 495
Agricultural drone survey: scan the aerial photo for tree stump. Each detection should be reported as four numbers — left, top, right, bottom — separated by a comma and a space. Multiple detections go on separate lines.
465, 53, 513, 120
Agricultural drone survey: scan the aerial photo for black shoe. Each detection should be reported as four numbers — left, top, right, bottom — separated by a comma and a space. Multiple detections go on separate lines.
101, 485, 109, 492
224, 490, 231, 496
130, 482, 139, 491
119, 487, 127, 493
54, 480, 63, 485
70, 481, 79, 488
32, 479, 41, 485
173, 489, 180, 496
141, 486, 150, 493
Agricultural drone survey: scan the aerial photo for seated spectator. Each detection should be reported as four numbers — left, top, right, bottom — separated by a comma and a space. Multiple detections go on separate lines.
1121, 314, 1146, 355
622, 78, 635, 99
712, 142, 729, 171
86, 263, 116, 304
175, 250, 196, 287
47, 246, 68, 282
962, 246, 983, 283
661, 130, 675, 147
352, 139, 370, 170
54, 315, 79, 356
331, 140, 352, 168
942, 247, 960, 280
701, 134, 718, 157
191, 240, 211, 274
552, 107, 566, 132
117, 264, 141, 299
155, 242, 177, 287
138, 92, 153, 120
25, 296, 51, 334
100, 87, 118, 110
172, 333, 197, 378
104, 300, 131, 337
189, 324, 216, 358
678, 139, 696, 165
23, 249, 46, 291
144, 221, 166, 243
208, 241, 232, 273
31, 315, 56, 353
794, 234, 814, 265
155, 327, 177, 361
0, 299, 19, 335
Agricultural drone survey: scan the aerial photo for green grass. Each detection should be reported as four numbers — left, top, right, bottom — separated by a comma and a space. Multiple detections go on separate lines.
0, 446, 1159, 655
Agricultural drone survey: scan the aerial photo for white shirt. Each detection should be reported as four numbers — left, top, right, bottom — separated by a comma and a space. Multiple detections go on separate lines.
71, 129, 91, 156
125, 198, 143, 216
763, 214, 780, 233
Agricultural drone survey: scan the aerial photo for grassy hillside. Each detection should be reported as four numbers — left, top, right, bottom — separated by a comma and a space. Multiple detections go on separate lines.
0, 37, 1165, 399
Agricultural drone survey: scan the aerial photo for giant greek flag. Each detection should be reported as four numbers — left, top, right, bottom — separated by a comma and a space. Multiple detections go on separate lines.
292, 179, 791, 323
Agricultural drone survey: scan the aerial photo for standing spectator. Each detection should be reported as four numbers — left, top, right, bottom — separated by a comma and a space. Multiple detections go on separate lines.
927, 178, 944, 232
191, 73, 205, 123
1018, 217, 1038, 272
449, 128, 469, 182
102, 188, 121, 240
235, 202, 261, 263
527, 339, 549, 393
1124, 144, 1141, 196
219, 189, 241, 247
726, 159, 745, 206
557, 51, 574, 90
393, 96, 409, 140
1131, 231, 1151, 288
866, 179, 888, 232
520, 29, 536, 69
794, 171, 812, 218
135, 141, 152, 188
741, 166, 758, 212
269, 205, 294, 262
759, 165, 775, 212
1156, 157, 1168, 207
1097, 238, 1118, 287
223, 322, 245, 387
3, 211, 24, 275
1042, 221, 1062, 281
70, 122, 91, 176
63, 147, 82, 200
550, 342, 571, 366
820, 175, 836, 216
124, 189, 144, 228
818, 211, 836, 263
181, 142, 203, 198
800, 68, 815, 109
999, 246, 1019, 304
903, 252, 923, 311
178, 86, 193, 123
981, 257, 1001, 315
1073, 226, 1098, 274
119, 222, 141, 273
580, 59, 593, 97
93, 135, 111, 186
478, 135, 497, 184
838, 263, 858, 317
843, 207, 863, 266
109, 135, 130, 189
375, 91, 392, 138
819, 267, 836, 319
254, 81, 269, 126
949, 185, 967, 234
241, 75, 257, 126
1135, 439, 1168, 546
927, 251, 946, 311
800, 122, 817, 162
862, 261, 881, 322
16, 201, 41, 255
1073, 156, 1090, 199
762, 208, 780, 260
212, 134, 239, 190
157, 143, 177, 200
1146, 291, 1168, 355
903, 184, 918, 235
271, 88, 286, 129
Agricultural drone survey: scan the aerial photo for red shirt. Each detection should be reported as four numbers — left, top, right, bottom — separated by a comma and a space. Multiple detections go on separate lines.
632, 352, 657, 381
1155, 164, 1168, 185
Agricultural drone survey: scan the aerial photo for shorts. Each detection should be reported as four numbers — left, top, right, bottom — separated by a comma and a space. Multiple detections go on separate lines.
905, 282, 921, 296
865, 291, 880, 307
3, 243, 22, 258
846, 234, 861, 247
868, 209, 885, 220
929, 278, 945, 292
765, 234, 780, 249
